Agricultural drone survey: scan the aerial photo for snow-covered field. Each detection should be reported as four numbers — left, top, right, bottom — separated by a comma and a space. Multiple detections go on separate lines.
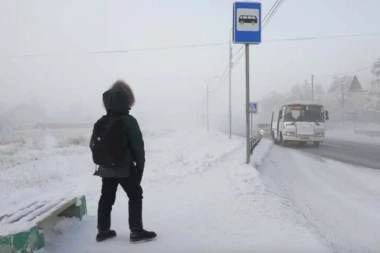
1, 128, 380, 252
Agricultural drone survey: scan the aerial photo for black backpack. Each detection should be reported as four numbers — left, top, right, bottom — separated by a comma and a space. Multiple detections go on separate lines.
90, 115, 126, 168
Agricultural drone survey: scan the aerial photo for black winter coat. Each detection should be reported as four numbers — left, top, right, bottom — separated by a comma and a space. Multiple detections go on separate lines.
92, 87, 145, 178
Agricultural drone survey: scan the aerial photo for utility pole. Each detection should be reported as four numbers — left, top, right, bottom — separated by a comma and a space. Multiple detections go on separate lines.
206, 84, 209, 132
228, 28, 233, 139
206, 76, 219, 132
202, 98, 205, 128
201, 98, 203, 127
341, 83, 344, 109
311, 74, 314, 101
197, 110, 199, 128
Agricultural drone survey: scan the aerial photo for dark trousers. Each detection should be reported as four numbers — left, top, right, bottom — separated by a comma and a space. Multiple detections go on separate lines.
97, 176, 143, 231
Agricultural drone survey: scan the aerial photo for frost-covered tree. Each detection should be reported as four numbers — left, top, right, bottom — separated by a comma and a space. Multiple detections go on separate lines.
289, 84, 305, 100
325, 75, 352, 109
365, 58, 380, 111
258, 91, 287, 123
286, 80, 324, 102
261, 91, 286, 106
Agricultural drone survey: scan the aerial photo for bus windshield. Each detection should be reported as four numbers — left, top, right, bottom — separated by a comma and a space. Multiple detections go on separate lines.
284, 104, 324, 122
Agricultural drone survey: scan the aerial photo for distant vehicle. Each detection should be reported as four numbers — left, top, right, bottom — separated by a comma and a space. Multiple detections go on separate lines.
257, 123, 270, 137
239, 15, 258, 25
270, 101, 329, 147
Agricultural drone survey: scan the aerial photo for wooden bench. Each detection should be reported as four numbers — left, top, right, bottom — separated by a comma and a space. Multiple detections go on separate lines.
0, 195, 87, 253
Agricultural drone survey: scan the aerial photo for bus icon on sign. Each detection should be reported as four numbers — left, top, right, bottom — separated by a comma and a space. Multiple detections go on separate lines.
239, 15, 257, 25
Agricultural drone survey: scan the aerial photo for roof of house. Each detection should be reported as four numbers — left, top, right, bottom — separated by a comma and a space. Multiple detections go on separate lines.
348, 75, 363, 91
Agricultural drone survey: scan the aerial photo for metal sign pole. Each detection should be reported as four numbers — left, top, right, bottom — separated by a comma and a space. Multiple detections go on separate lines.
245, 44, 250, 164
250, 113, 253, 138
229, 29, 233, 139
233, 1, 261, 164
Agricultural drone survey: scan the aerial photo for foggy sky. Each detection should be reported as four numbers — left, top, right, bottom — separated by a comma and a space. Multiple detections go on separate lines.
1, 0, 380, 129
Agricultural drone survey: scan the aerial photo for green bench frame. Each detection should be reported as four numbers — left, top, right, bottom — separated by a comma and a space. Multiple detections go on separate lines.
0, 195, 87, 253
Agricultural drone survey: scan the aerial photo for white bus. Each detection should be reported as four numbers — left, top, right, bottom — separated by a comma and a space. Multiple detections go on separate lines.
270, 101, 329, 147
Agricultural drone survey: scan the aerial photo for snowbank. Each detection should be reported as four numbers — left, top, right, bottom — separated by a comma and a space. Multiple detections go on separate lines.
251, 138, 273, 169
228, 162, 264, 196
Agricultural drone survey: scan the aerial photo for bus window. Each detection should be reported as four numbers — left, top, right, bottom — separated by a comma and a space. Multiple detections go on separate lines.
306, 105, 324, 122
285, 105, 301, 121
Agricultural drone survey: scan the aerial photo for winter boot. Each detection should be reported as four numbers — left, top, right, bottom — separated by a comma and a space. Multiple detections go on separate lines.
96, 230, 117, 242
130, 228, 157, 243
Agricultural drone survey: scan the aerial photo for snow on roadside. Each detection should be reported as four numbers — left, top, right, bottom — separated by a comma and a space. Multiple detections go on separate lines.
228, 138, 273, 196
250, 138, 273, 169
228, 162, 264, 196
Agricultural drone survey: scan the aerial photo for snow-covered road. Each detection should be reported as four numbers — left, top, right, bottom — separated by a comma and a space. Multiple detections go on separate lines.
259, 145, 380, 253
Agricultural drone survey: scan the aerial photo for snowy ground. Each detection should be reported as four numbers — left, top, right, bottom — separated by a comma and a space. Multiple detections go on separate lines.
1, 128, 379, 252
1, 127, 332, 253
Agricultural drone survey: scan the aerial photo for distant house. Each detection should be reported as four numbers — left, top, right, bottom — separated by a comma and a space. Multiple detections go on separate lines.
345, 75, 368, 112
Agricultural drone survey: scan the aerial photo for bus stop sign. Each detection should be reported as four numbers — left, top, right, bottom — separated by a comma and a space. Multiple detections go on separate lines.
233, 2, 262, 44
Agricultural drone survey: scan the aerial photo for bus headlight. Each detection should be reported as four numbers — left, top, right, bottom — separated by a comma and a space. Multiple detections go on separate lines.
315, 133, 324, 137
286, 132, 295, 136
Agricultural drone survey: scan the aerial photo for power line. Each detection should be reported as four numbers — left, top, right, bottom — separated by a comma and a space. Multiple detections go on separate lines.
233, 46, 244, 59
232, 32, 380, 58
262, 0, 281, 25
209, 40, 244, 94
129, 75, 223, 80
230, 32, 380, 64
3, 42, 228, 59
209, 64, 230, 95
314, 67, 371, 79
262, 0, 285, 28
265, 32, 380, 43
233, 51, 245, 66
209, 72, 229, 95
230, 31, 380, 71
3, 32, 380, 59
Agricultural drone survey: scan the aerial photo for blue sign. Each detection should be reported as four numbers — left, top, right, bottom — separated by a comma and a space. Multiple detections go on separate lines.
233, 2, 262, 44
249, 102, 258, 114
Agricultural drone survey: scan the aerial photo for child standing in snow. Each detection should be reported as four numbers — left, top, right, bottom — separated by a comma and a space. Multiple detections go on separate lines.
90, 80, 156, 243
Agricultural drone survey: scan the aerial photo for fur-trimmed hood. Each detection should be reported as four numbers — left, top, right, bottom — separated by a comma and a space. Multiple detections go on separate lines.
102, 80, 135, 115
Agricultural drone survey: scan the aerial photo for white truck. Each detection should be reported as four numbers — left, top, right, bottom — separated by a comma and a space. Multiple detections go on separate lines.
270, 101, 329, 147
